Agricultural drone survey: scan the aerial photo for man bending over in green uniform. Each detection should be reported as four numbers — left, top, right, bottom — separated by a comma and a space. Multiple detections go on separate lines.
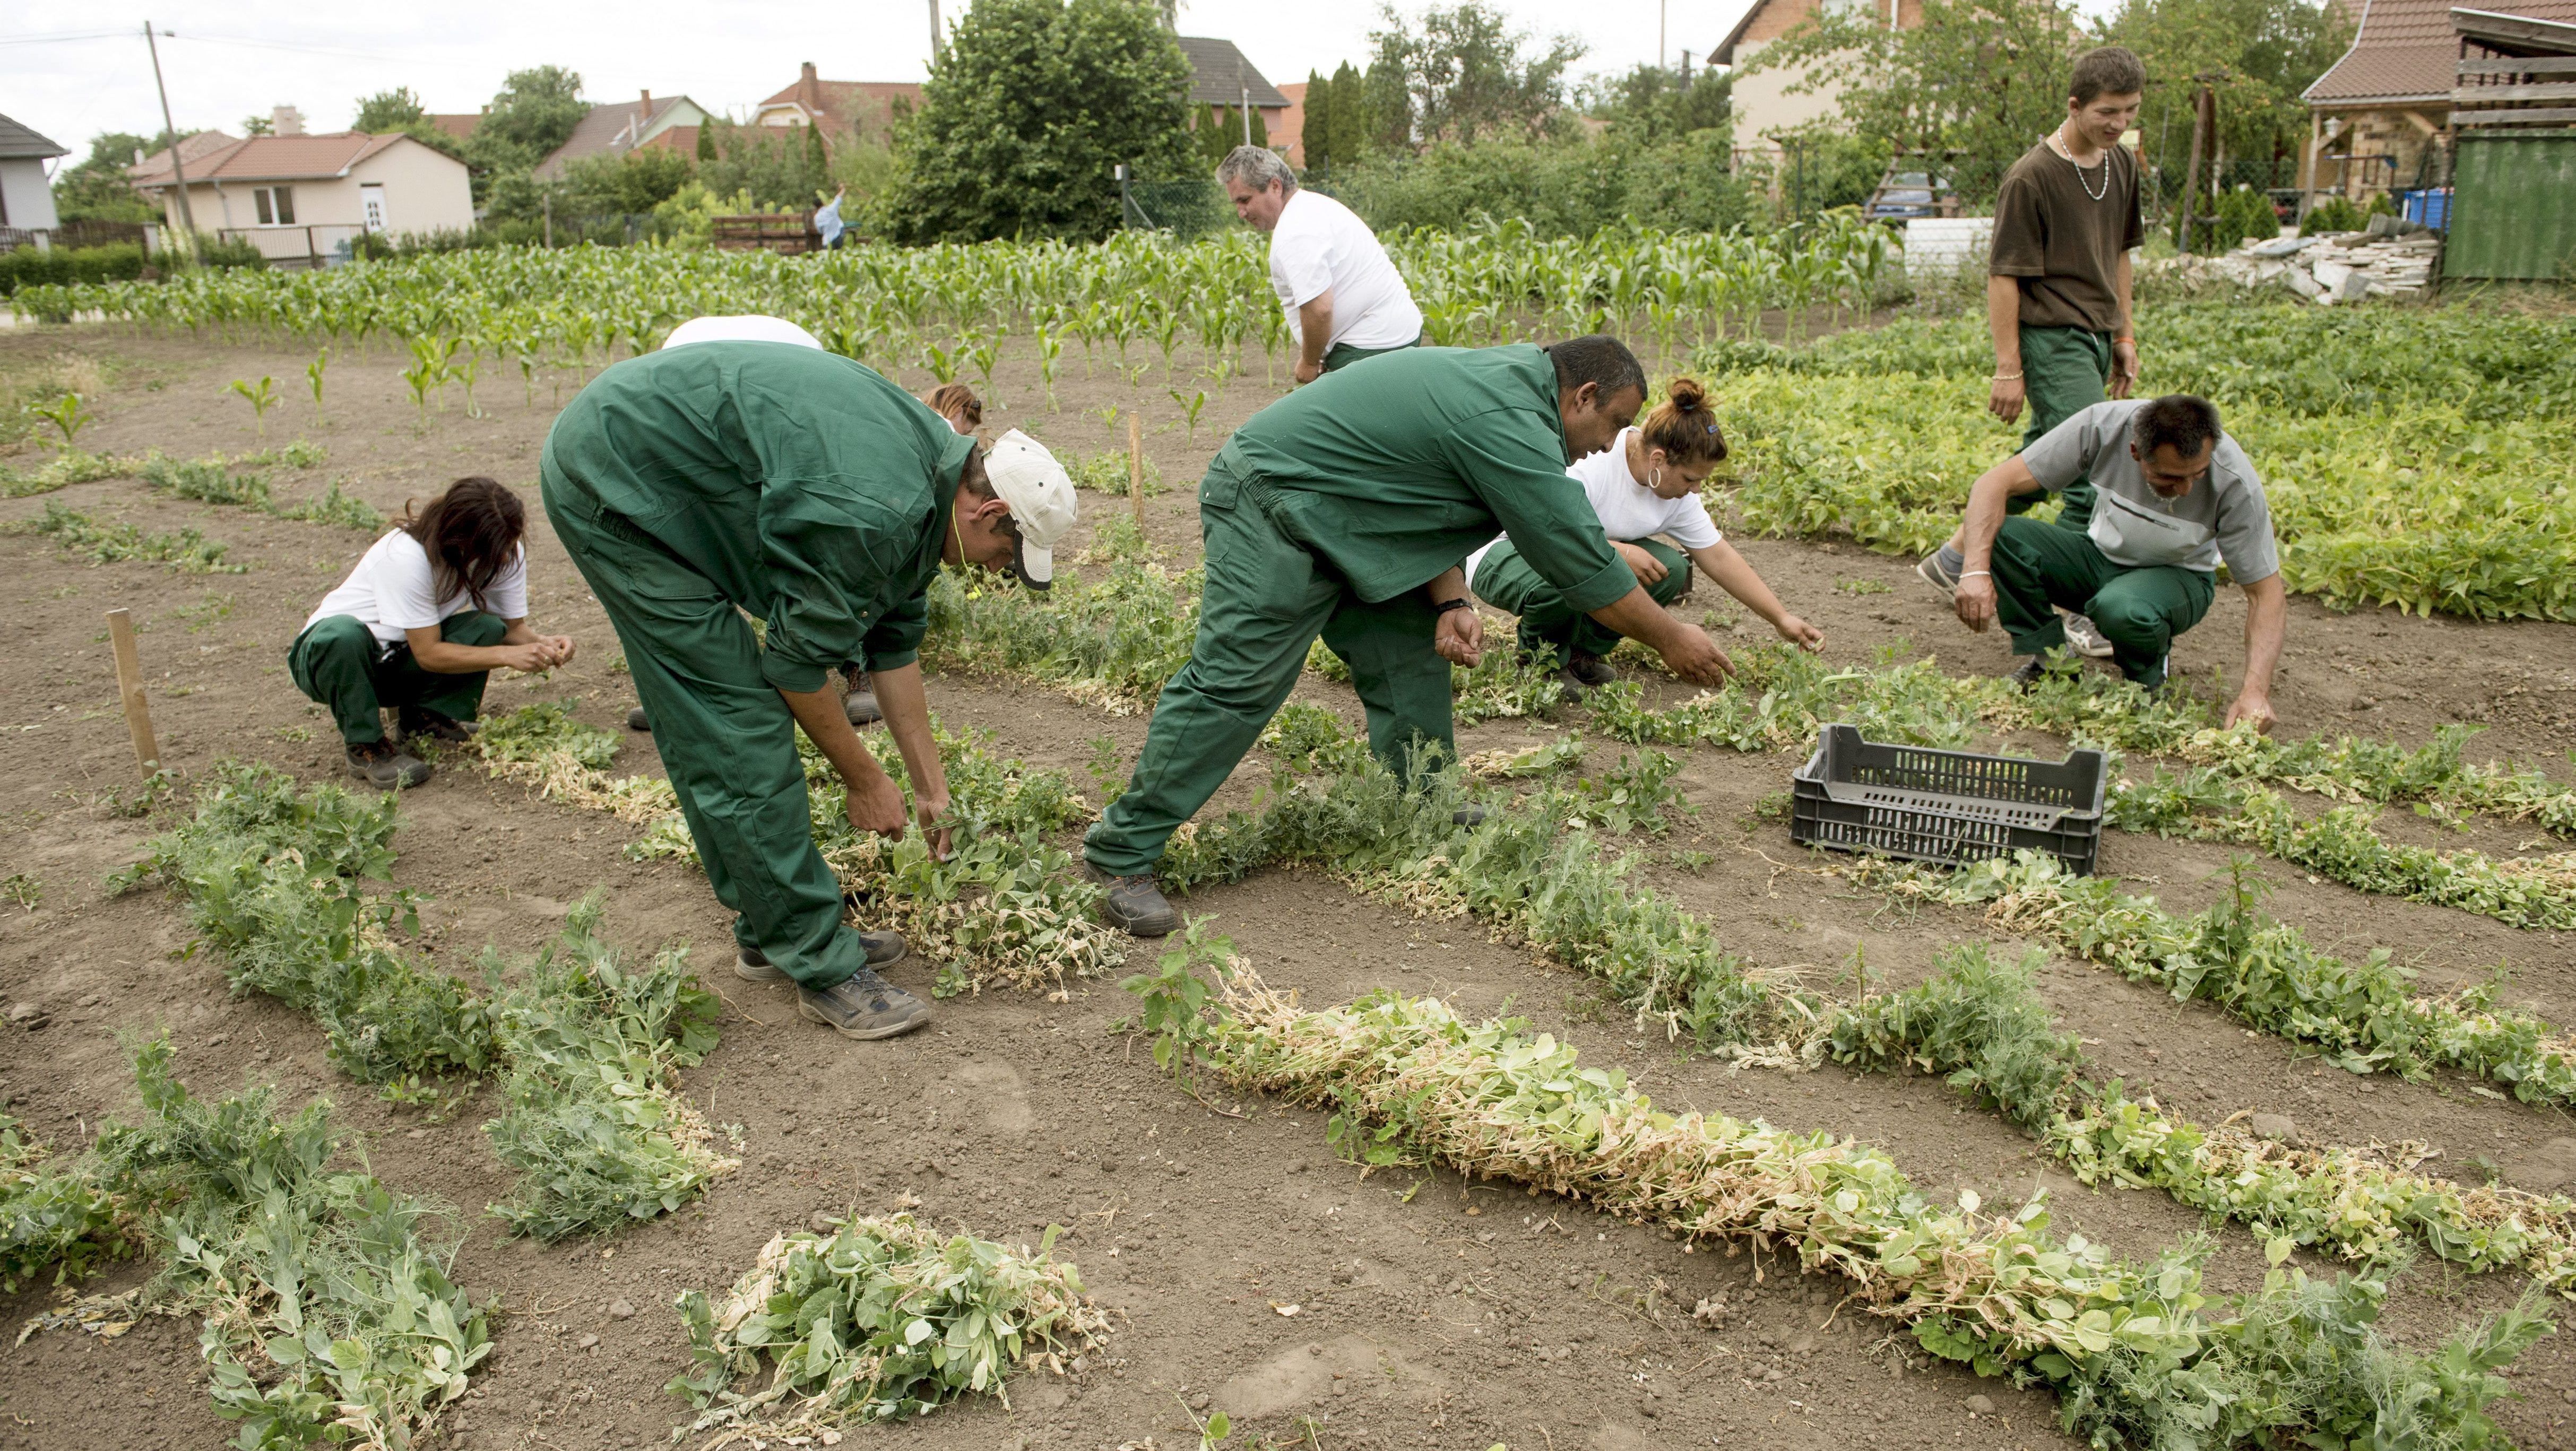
1951, 394, 2284, 734
541, 328, 1076, 1042
1082, 336, 1734, 936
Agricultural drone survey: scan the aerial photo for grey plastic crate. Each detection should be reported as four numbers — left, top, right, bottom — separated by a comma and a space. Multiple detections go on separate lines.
1790, 724, 2107, 875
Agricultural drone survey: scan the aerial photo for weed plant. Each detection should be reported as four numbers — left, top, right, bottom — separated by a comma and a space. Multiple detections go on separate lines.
139, 448, 382, 531
0, 448, 137, 498
481, 901, 733, 1239
89, 1040, 492, 1446
16, 502, 244, 572
671, 1212, 1107, 1436
1857, 850, 2576, 1106
1157, 971, 2551, 1450
0, 1114, 129, 1293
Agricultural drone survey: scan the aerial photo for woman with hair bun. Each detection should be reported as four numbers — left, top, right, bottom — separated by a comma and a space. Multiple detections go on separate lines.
290, 476, 575, 788
1466, 376, 1821, 694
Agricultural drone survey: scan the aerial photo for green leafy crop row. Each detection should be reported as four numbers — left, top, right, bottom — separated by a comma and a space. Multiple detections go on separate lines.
14, 501, 245, 573
140, 447, 381, 532
0, 1114, 129, 1293
1861, 851, 2576, 1105
119, 763, 732, 1238
1148, 961, 2551, 1451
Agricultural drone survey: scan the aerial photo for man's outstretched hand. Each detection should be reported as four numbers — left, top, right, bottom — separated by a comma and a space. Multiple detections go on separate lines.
1659, 626, 1734, 688
2224, 690, 2277, 735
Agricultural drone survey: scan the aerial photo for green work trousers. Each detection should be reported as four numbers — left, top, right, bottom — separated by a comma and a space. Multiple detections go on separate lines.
541, 476, 869, 990
1991, 515, 2214, 689
2012, 325, 2114, 531
1083, 468, 1453, 879
289, 611, 503, 746
1474, 536, 1689, 666
1321, 333, 1422, 373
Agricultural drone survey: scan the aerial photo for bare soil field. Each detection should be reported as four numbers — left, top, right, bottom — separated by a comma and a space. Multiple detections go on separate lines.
4, 322, 2574, 1450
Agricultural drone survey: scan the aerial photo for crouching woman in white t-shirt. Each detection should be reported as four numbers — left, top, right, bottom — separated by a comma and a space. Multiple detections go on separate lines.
289, 476, 575, 788
1467, 378, 1822, 693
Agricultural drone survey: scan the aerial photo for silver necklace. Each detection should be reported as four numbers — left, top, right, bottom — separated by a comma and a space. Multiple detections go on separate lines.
2052, 126, 2111, 202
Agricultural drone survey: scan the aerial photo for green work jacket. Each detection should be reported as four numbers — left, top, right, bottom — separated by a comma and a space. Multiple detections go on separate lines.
539, 342, 974, 693
1211, 343, 1631, 610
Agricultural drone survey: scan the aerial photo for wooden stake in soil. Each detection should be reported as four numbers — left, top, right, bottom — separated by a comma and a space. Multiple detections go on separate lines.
1127, 413, 1146, 533
105, 607, 161, 775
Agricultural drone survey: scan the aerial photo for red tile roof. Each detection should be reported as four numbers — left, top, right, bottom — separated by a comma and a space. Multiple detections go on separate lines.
2307, 0, 2576, 104
426, 114, 482, 142
759, 66, 922, 138
128, 131, 407, 187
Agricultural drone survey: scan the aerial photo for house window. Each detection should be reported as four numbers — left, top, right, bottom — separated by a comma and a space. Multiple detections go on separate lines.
254, 186, 297, 226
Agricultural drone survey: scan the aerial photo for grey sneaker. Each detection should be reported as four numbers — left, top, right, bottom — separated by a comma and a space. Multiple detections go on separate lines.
737, 932, 905, 983
2062, 613, 2116, 659
844, 690, 882, 727
1916, 549, 1963, 596
345, 739, 432, 789
1084, 866, 1178, 937
1552, 665, 1594, 701
1564, 651, 1618, 688
627, 706, 651, 732
798, 969, 931, 1040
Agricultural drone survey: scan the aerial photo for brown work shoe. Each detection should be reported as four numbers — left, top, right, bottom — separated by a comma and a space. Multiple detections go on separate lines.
1565, 651, 1619, 688
345, 738, 432, 790
798, 969, 931, 1040
1080, 864, 1178, 937
396, 708, 476, 745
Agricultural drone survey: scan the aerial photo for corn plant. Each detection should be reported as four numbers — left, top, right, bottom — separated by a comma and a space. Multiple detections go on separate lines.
225, 375, 278, 444
1168, 386, 1208, 441
305, 346, 327, 420
28, 390, 92, 448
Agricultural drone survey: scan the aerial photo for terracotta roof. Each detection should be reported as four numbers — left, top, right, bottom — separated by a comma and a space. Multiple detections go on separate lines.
2308, 0, 2576, 103
1177, 37, 1290, 108
135, 132, 408, 188
426, 113, 482, 142
758, 67, 922, 136
533, 97, 706, 179
0, 113, 69, 161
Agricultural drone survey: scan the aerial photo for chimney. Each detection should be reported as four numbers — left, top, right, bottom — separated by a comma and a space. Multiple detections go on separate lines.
640, 88, 653, 115
272, 106, 305, 136
802, 60, 820, 108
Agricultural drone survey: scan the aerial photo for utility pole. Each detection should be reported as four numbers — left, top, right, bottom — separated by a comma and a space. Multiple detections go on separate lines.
142, 21, 198, 259
928, 0, 944, 58
1240, 68, 1252, 147
2177, 77, 2213, 252
1659, 0, 1668, 74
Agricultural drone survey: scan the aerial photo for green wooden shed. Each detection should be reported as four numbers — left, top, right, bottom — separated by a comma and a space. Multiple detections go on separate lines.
2447, 8, 2576, 279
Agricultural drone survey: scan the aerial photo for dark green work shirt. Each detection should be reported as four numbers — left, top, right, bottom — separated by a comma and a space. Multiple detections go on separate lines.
1213, 344, 1630, 610
539, 342, 975, 693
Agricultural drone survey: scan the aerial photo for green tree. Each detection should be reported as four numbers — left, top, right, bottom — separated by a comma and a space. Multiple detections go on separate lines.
53, 131, 166, 223
2108, 0, 2352, 188
696, 123, 718, 162
1194, 103, 1269, 167
696, 119, 834, 210
563, 148, 697, 215
352, 86, 467, 161
1585, 63, 1732, 145
240, 113, 275, 136
1325, 62, 1370, 166
353, 88, 428, 133
1751, 0, 2083, 202
467, 66, 587, 172
1365, 2, 1585, 149
882, 0, 1193, 242
1301, 69, 1338, 170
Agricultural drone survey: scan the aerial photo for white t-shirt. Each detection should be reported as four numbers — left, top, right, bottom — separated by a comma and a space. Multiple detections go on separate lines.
306, 530, 529, 646
1466, 429, 1722, 589
1268, 190, 1423, 353
661, 315, 823, 350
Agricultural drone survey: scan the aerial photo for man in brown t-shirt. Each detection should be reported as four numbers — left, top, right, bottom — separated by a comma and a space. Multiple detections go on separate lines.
1922, 46, 2145, 661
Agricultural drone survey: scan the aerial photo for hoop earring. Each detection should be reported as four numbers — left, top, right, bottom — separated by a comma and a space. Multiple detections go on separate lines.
1647, 467, 1664, 490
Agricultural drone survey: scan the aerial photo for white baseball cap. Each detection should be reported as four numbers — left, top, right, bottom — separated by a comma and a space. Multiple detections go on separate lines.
980, 429, 1078, 588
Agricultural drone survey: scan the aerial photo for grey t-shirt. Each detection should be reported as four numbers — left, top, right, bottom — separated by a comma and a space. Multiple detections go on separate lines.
2020, 401, 2279, 583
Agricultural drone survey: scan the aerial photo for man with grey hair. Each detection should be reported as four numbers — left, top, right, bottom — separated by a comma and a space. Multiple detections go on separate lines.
1219, 145, 1423, 383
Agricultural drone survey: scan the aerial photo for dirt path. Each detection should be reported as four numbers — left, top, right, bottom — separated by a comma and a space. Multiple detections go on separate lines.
3, 323, 2572, 1450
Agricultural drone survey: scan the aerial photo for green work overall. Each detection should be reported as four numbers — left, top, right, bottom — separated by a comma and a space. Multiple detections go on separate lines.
1084, 344, 1633, 880
2013, 325, 2114, 531
1473, 536, 1689, 666
1321, 333, 1422, 373
1991, 515, 2213, 689
540, 341, 973, 990
288, 611, 505, 744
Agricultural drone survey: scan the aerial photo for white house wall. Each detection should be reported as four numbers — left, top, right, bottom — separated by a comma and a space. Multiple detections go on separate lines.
153, 138, 471, 256
351, 140, 474, 236
1730, 39, 1851, 158
0, 158, 60, 232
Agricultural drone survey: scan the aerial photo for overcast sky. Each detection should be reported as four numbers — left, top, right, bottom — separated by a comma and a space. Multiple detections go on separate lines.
4, 1, 1762, 166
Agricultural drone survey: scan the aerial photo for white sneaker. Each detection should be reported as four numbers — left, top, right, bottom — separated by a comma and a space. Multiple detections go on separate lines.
2062, 613, 2115, 659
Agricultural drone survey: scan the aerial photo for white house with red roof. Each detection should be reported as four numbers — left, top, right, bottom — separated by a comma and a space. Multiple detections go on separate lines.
129, 107, 472, 263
